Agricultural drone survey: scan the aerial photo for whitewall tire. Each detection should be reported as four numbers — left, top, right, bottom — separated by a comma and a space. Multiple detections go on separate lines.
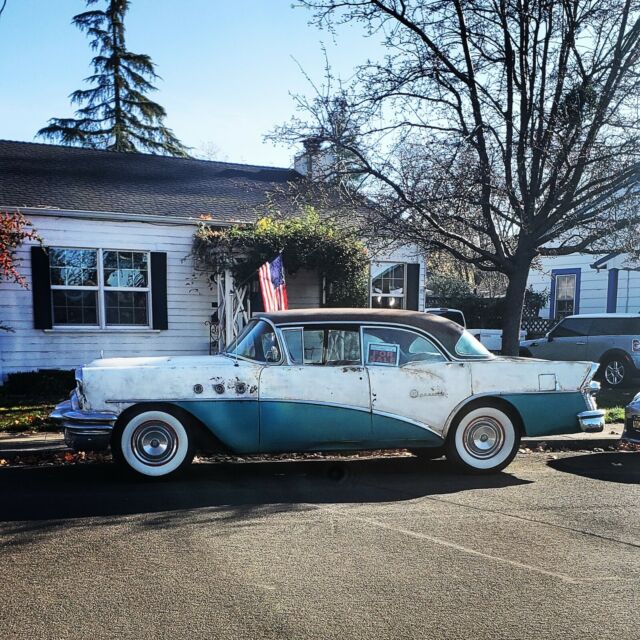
446, 404, 520, 473
114, 409, 194, 478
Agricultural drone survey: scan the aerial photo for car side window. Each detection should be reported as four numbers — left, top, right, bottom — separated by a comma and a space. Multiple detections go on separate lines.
282, 326, 361, 366
590, 317, 640, 336
363, 326, 446, 366
550, 318, 591, 338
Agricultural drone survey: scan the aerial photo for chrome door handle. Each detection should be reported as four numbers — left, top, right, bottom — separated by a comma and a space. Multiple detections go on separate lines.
576, 341, 586, 345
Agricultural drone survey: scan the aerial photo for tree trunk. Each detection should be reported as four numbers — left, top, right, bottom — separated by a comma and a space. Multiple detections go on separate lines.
501, 258, 533, 356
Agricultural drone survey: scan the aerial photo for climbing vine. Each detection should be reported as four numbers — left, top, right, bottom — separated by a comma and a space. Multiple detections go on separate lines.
192, 208, 369, 307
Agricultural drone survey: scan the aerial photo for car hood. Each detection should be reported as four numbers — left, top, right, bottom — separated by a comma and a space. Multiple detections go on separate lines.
84, 354, 237, 369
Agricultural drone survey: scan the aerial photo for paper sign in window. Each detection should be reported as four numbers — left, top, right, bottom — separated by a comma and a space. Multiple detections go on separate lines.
367, 343, 399, 366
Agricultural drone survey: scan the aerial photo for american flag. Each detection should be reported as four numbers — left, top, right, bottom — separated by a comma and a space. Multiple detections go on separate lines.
258, 254, 289, 312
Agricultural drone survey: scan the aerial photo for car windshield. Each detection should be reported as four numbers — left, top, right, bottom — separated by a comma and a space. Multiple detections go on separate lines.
224, 319, 281, 363
454, 331, 493, 358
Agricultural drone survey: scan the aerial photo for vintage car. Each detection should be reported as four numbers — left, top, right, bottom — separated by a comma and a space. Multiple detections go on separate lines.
51, 308, 605, 477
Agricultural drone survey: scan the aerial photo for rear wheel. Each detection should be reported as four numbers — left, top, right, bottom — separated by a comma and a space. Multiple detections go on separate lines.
446, 404, 520, 474
600, 356, 632, 388
113, 408, 194, 478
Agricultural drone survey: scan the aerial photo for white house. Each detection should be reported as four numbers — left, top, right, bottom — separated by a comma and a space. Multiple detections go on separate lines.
527, 252, 640, 321
0, 140, 425, 380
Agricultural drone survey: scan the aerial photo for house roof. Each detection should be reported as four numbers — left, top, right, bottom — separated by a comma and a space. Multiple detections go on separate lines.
0, 139, 302, 224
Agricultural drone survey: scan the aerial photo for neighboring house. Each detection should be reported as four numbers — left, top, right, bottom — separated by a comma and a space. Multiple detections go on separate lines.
527, 252, 640, 321
0, 140, 425, 380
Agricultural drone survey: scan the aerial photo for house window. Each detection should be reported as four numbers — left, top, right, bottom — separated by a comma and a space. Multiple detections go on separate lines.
49, 248, 151, 327
371, 262, 406, 309
553, 273, 576, 319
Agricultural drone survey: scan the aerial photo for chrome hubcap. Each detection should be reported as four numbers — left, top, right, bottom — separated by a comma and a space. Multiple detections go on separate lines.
605, 361, 624, 385
131, 421, 178, 466
463, 417, 504, 459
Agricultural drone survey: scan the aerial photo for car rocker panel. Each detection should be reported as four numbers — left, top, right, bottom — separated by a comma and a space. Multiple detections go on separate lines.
51, 308, 605, 476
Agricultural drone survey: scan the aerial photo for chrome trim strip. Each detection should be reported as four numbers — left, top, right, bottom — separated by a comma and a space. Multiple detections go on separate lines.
105, 396, 257, 404
259, 398, 370, 413
371, 409, 443, 438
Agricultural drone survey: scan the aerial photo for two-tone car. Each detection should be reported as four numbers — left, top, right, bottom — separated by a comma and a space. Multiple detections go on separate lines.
51, 308, 605, 477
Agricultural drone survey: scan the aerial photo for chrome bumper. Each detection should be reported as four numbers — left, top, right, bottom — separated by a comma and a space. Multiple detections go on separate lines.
577, 410, 606, 433
50, 393, 117, 451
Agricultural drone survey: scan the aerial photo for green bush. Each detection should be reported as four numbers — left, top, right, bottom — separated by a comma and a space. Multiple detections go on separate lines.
1, 369, 74, 399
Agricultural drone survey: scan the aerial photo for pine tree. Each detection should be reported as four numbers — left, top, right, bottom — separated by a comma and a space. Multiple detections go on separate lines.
38, 0, 189, 157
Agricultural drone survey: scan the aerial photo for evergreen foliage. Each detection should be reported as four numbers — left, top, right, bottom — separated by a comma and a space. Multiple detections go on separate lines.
38, 0, 189, 157
193, 208, 370, 307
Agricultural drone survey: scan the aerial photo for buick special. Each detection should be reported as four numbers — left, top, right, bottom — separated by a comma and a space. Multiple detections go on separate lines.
51, 308, 605, 477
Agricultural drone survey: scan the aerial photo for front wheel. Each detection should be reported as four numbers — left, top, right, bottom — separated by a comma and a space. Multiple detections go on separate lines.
113, 408, 194, 478
446, 404, 520, 474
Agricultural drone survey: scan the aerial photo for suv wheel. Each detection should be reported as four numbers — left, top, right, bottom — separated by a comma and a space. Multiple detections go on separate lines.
600, 356, 631, 388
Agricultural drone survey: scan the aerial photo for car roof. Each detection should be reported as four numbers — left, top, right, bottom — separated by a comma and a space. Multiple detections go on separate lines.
564, 313, 640, 319
256, 308, 466, 355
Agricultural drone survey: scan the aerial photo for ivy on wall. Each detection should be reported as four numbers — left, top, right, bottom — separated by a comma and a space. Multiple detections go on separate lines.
192, 207, 370, 307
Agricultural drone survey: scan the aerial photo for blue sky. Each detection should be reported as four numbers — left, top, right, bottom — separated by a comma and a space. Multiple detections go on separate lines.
0, 0, 380, 167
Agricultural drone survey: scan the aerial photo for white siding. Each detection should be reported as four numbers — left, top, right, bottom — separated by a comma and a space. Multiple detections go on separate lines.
0, 214, 214, 377
527, 252, 640, 318
286, 269, 321, 309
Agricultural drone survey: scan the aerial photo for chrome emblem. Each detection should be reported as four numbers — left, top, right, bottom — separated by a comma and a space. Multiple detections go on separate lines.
409, 389, 419, 398
193, 384, 204, 394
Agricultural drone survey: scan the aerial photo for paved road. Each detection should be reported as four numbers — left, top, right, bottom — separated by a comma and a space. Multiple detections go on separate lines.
1, 452, 638, 640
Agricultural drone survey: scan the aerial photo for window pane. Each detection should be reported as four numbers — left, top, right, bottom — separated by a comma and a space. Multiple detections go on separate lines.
326, 329, 361, 365
303, 330, 324, 364
103, 251, 148, 288
52, 290, 98, 325
454, 332, 492, 358
105, 291, 149, 325
225, 320, 280, 362
371, 262, 405, 295
283, 329, 304, 364
371, 295, 404, 309
551, 318, 591, 338
49, 249, 98, 286
554, 274, 576, 319
364, 326, 447, 366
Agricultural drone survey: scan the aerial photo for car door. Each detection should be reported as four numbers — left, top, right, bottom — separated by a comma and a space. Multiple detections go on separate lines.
529, 317, 591, 361
363, 325, 472, 446
258, 324, 372, 452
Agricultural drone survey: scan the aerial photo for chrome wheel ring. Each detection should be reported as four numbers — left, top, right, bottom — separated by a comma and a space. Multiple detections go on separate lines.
604, 361, 625, 386
462, 416, 505, 459
131, 421, 179, 466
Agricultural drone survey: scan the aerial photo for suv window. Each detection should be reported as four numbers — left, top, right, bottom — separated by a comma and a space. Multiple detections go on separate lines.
550, 317, 592, 338
589, 317, 640, 336
282, 326, 361, 366
363, 326, 446, 366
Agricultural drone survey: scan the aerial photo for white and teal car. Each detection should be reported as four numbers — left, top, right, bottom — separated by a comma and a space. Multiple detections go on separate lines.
51, 308, 605, 477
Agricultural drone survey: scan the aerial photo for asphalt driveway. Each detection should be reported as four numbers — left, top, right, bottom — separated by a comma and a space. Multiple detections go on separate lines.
1, 452, 638, 640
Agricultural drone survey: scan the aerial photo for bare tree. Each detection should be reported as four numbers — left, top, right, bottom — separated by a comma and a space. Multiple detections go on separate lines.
274, 0, 640, 354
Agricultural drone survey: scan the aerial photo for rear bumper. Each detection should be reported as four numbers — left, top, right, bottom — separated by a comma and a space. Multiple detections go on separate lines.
50, 393, 116, 451
577, 410, 606, 433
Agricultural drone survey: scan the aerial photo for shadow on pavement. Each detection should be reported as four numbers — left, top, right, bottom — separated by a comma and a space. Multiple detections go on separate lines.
547, 451, 640, 484
0, 456, 530, 523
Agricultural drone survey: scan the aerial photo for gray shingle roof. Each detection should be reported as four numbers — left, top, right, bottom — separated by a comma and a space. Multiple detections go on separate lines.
0, 140, 302, 223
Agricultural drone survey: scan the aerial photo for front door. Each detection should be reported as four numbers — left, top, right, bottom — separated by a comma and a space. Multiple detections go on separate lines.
362, 325, 472, 446
259, 325, 372, 452
532, 316, 592, 361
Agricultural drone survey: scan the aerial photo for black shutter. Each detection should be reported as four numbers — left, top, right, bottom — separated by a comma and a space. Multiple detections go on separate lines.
405, 263, 421, 311
31, 246, 52, 329
150, 252, 168, 330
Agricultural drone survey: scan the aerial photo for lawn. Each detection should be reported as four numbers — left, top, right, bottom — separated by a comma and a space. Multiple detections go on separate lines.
597, 386, 638, 423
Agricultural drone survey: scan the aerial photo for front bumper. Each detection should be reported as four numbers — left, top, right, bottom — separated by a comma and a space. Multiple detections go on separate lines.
50, 392, 117, 451
577, 410, 606, 433
623, 397, 640, 443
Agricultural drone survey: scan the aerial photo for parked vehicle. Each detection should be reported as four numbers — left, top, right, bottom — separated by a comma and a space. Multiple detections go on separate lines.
51, 308, 604, 478
519, 313, 640, 387
424, 307, 526, 352
623, 392, 640, 443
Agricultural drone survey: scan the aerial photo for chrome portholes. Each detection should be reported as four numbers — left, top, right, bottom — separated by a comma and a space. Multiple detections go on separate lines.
131, 421, 179, 466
